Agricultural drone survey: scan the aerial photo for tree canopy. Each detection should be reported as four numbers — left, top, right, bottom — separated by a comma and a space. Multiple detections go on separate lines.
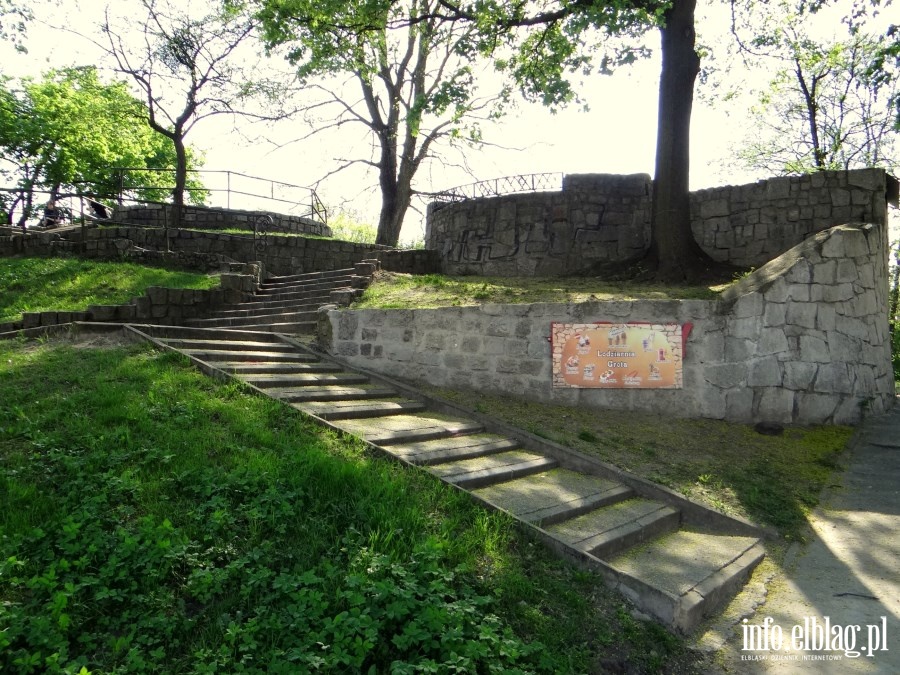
101, 0, 286, 227
256, 0, 514, 246
0, 66, 204, 227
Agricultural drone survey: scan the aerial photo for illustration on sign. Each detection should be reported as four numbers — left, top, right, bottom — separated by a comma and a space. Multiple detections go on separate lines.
551, 322, 690, 389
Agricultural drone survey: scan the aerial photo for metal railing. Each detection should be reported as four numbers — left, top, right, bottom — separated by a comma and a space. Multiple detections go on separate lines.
424, 172, 564, 203
111, 168, 328, 224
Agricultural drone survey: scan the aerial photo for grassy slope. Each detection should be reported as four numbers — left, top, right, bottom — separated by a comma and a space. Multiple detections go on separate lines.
0, 258, 220, 323
352, 271, 727, 309
0, 340, 708, 674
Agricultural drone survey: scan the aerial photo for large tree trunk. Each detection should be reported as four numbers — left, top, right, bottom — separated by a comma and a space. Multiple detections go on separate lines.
375, 127, 404, 246
648, 0, 713, 280
172, 134, 188, 230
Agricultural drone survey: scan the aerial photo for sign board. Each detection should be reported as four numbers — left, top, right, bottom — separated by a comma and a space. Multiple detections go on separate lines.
551, 322, 691, 389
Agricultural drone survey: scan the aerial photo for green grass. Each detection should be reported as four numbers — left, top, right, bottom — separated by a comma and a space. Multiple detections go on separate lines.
353, 271, 728, 310
0, 257, 220, 323
0, 340, 709, 674
430, 388, 852, 542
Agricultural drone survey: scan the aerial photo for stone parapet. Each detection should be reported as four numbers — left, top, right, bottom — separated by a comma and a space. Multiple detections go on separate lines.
111, 203, 333, 238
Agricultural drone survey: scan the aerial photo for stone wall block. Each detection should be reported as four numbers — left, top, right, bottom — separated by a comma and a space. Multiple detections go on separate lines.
705, 363, 748, 388
799, 334, 832, 363
785, 301, 818, 328
725, 337, 755, 361
784, 362, 818, 390
747, 356, 783, 386
757, 388, 794, 423
763, 302, 786, 326
725, 388, 755, 421
757, 328, 789, 355
796, 393, 838, 424
732, 292, 764, 318
337, 312, 359, 340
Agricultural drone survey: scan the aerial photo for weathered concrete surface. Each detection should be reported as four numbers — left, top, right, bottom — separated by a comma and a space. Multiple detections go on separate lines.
714, 403, 900, 673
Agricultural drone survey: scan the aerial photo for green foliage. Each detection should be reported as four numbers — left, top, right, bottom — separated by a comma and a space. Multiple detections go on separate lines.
0, 257, 219, 323
0, 67, 207, 223
0, 0, 31, 53
256, 0, 514, 246
0, 341, 697, 672
730, 3, 898, 175
328, 210, 378, 244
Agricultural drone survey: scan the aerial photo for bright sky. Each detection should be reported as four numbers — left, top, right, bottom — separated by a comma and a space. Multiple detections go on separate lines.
1, 0, 896, 243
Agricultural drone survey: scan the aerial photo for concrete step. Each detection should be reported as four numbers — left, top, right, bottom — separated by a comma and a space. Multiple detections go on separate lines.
472, 468, 634, 527
193, 303, 324, 319
386, 434, 520, 466
215, 361, 324, 374
157, 337, 297, 353
427, 450, 558, 489
181, 349, 316, 363
226, 321, 317, 335
259, 274, 356, 291
266, 384, 398, 402
255, 279, 354, 296
240, 372, 369, 388
546, 498, 681, 560
216, 295, 333, 312
245, 288, 351, 304
135, 325, 285, 343
293, 398, 427, 421
183, 311, 317, 328
237, 365, 345, 383
263, 268, 356, 284
606, 530, 765, 633
333, 413, 484, 446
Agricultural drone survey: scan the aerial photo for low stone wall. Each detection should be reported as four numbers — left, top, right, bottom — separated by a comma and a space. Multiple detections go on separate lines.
321, 222, 894, 425
427, 169, 898, 276
0, 226, 440, 277
112, 203, 333, 238
0, 264, 261, 336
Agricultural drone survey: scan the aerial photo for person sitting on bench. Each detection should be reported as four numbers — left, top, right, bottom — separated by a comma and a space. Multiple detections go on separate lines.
41, 200, 63, 228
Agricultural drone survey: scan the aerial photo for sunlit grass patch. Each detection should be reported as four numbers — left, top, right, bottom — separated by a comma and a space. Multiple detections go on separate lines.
353, 271, 726, 310
0, 257, 219, 323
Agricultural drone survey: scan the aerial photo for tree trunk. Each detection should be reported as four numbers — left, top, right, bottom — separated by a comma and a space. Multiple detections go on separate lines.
172, 133, 188, 230
375, 127, 403, 246
648, 0, 713, 280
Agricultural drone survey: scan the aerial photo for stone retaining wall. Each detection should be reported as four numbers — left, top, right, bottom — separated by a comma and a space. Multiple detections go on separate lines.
427, 169, 898, 276
322, 222, 894, 425
0, 226, 440, 277
112, 203, 333, 238
0, 263, 261, 336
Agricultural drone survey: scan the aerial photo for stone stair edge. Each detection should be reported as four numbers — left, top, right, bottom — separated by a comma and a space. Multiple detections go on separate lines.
287, 336, 772, 540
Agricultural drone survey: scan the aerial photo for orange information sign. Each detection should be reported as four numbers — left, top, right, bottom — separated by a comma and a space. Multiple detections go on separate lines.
551, 322, 690, 389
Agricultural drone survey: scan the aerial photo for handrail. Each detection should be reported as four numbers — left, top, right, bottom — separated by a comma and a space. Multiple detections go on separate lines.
110, 168, 328, 224
423, 172, 564, 203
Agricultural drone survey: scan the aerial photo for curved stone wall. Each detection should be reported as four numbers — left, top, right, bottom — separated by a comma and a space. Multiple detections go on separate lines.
426, 169, 898, 276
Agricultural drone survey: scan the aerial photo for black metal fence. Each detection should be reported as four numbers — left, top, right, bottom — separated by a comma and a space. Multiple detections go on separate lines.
424, 172, 564, 203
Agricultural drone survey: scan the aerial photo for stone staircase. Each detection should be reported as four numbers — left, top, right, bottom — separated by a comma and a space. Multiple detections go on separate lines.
128, 323, 767, 634
182, 265, 374, 334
